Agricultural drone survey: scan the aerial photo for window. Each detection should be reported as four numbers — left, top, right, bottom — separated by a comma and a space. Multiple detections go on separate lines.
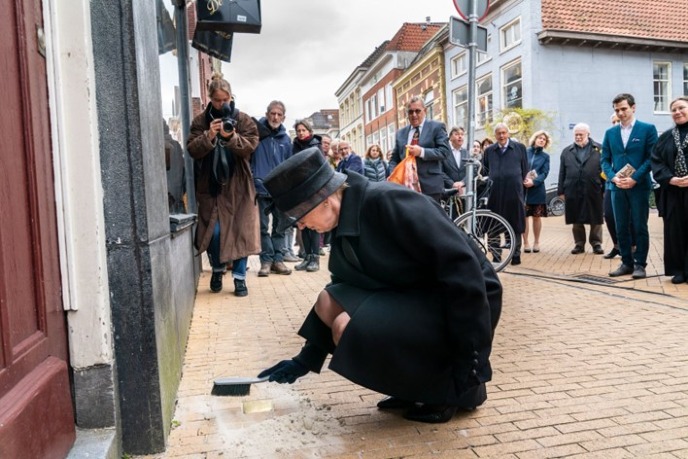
500, 18, 521, 52
502, 60, 522, 109
653, 62, 671, 112
377, 88, 385, 113
453, 85, 468, 128
684, 63, 688, 96
385, 83, 394, 113
388, 124, 395, 146
424, 90, 435, 119
476, 75, 493, 128
380, 127, 388, 153
451, 53, 467, 78
477, 50, 489, 65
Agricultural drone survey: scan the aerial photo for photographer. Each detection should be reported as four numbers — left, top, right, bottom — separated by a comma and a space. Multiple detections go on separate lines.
187, 73, 260, 296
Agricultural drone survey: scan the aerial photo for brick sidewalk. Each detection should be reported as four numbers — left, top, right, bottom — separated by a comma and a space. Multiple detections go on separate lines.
138, 214, 688, 458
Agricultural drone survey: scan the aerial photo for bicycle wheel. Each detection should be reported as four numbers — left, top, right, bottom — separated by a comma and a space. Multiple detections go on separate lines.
454, 210, 516, 272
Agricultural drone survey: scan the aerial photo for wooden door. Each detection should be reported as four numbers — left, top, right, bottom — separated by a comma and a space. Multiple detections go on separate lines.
0, 0, 75, 457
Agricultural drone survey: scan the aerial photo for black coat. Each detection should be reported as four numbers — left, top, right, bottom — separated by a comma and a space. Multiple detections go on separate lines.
651, 127, 688, 276
298, 172, 502, 405
482, 141, 528, 233
557, 140, 604, 225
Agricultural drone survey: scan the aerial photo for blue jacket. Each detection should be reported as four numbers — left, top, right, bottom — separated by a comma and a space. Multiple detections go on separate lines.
336, 153, 364, 175
524, 147, 550, 205
251, 118, 292, 195
601, 120, 658, 192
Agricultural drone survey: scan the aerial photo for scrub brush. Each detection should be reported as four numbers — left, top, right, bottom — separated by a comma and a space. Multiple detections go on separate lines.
211, 375, 269, 396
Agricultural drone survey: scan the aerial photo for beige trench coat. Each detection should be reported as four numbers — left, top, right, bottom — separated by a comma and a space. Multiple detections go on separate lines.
187, 109, 260, 263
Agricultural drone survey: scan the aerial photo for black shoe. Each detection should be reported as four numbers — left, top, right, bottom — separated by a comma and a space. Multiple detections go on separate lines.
571, 246, 584, 254
593, 245, 605, 255
603, 247, 620, 259
632, 265, 646, 279
609, 264, 633, 277
510, 256, 521, 266
306, 255, 320, 272
210, 272, 223, 293
294, 254, 310, 271
234, 279, 248, 297
403, 404, 458, 424
377, 396, 416, 410
671, 274, 686, 284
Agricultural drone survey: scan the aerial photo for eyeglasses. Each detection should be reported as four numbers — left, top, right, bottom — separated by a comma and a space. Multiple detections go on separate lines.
407, 109, 423, 115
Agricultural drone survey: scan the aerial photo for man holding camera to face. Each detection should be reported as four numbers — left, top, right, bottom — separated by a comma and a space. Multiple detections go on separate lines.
188, 73, 260, 297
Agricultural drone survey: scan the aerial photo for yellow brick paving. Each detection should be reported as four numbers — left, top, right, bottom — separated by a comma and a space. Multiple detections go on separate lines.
138, 212, 688, 458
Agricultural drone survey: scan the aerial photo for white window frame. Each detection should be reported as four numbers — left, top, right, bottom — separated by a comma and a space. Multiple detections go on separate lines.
476, 74, 493, 129
500, 17, 521, 52
501, 59, 523, 109
683, 63, 688, 96
451, 52, 467, 79
385, 83, 394, 113
424, 90, 435, 119
452, 85, 468, 128
653, 61, 671, 113
377, 88, 385, 113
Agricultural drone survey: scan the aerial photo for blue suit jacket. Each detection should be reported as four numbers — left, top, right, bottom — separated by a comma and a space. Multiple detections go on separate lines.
601, 120, 658, 191
389, 119, 450, 196
336, 153, 364, 175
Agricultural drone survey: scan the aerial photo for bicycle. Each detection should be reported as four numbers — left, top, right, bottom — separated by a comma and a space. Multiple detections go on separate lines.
441, 158, 516, 272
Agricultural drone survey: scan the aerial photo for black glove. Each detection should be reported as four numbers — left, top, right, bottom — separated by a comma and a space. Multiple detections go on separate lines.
257, 359, 309, 384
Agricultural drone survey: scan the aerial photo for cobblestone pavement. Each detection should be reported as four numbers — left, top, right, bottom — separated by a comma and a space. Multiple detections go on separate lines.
138, 212, 688, 458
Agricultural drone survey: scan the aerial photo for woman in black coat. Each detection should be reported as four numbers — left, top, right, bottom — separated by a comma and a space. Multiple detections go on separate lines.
651, 96, 688, 284
291, 119, 322, 272
259, 148, 502, 424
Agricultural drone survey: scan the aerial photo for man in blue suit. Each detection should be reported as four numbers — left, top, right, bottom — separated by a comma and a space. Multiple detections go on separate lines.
335, 141, 364, 175
601, 93, 658, 279
390, 96, 451, 202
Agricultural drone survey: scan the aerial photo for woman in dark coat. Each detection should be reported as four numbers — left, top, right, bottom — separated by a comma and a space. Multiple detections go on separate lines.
651, 96, 688, 284
291, 119, 322, 272
523, 131, 551, 253
187, 74, 260, 296
258, 148, 502, 424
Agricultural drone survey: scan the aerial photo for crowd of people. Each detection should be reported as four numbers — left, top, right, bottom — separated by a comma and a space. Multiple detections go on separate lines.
188, 74, 687, 425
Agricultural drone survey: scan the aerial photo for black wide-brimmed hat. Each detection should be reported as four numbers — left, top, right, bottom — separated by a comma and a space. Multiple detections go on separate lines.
264, 147, 347, 231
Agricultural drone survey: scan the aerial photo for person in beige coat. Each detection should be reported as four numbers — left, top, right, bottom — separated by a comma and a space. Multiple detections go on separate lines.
187, 74, 260, 296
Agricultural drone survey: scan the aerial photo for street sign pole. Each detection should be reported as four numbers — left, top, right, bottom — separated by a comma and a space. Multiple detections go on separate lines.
465, 0, 478, 212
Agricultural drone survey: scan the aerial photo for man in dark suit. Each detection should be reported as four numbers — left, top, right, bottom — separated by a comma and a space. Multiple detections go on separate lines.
442, 126, 471, 193
482, 123, 529, 265
601, 93, 658, 279
335, 140, 364, 175
390, 96, 451, 201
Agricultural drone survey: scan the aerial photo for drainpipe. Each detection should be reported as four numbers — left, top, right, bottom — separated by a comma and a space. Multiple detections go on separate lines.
173, 0, 196, 213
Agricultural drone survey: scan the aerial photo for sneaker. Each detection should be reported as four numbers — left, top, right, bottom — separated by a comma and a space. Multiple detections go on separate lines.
210, 272, 223, 293
258, 262, 271, 277
283, 253, 302, 263
270, 261, 292, 275
234, 279, 248, 297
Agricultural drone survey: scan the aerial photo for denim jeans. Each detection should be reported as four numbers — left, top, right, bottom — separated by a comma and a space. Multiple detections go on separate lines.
257, 196, 285, 263
207, 221, 247, 280
283, 227, 296, 257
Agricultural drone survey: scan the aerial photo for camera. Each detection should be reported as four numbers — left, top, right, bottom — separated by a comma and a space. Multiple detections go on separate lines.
221, 102, 237, 133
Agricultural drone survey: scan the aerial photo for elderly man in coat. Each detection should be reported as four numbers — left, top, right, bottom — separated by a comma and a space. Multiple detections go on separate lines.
257, 148, 502, 424
482, 123, 529, 265
558, 123, 605, 255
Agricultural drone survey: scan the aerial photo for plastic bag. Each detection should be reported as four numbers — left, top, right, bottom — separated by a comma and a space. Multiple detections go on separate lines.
388, 152, 421, 193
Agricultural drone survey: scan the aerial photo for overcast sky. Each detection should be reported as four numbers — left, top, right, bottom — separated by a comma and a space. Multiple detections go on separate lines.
217, 0, 460, 126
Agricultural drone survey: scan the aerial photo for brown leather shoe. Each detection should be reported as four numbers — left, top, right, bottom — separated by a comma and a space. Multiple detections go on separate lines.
270, 261, 292, 275
258, 262, 271, 277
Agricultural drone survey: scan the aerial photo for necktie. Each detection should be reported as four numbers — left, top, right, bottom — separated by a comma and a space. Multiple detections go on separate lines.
411, 127, 420, 146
